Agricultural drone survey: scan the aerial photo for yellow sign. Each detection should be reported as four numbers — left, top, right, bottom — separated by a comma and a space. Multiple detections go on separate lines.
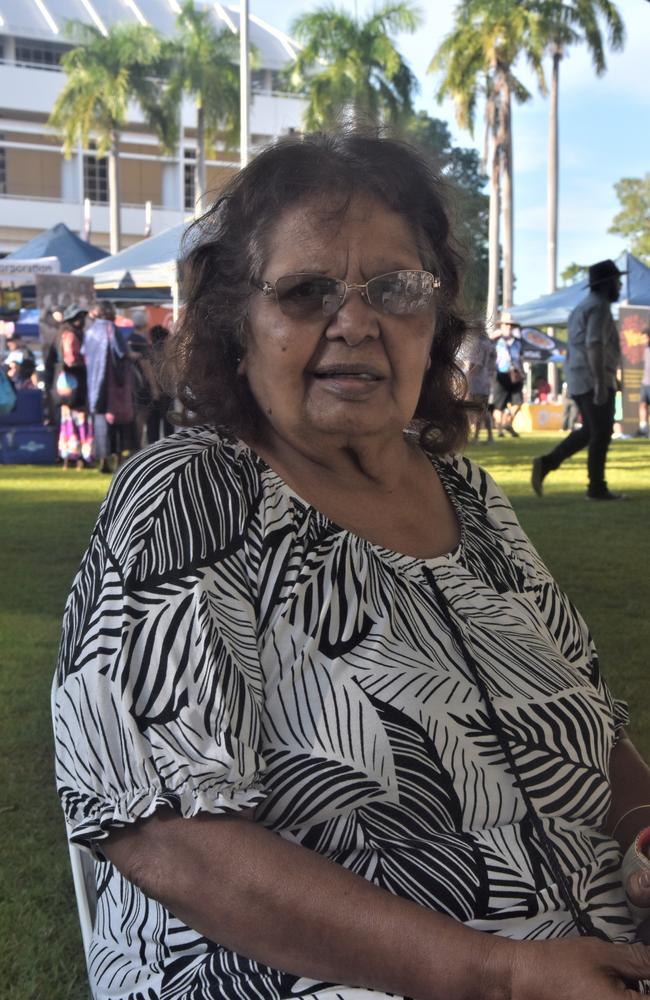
2, 289, 22, 311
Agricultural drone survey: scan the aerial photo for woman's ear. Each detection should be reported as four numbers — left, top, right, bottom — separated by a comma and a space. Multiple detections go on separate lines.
237, 355, 246, 376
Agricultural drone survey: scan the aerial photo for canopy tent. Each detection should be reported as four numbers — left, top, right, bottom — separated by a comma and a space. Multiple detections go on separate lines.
509, 252, 650, 327
5, 223, 108, 273
74, 222, 189, 290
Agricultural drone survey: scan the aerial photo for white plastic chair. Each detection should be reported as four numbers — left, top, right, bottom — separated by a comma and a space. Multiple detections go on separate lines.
51, 680, 97, 978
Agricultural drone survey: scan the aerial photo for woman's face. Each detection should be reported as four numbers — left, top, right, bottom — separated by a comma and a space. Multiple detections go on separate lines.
239, 194, 436, 453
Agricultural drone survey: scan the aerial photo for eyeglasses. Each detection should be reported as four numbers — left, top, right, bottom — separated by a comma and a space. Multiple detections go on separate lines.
254, 270, 440, 319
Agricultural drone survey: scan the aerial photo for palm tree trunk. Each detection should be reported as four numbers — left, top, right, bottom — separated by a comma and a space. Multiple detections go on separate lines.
481, 74, 491, 175
486, 93, 500, 326
500, 73, 514, 310
195, 100, 206, 217
547, 48, 561, 293
107, 130, 122, 255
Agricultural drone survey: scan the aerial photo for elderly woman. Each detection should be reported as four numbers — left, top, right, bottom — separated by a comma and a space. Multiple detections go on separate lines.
53, 132, 650, 1000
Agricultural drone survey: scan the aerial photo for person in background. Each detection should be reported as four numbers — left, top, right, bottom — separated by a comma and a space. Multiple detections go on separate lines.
533, 375, 552, 403
3, 332, 38, 388
53, 129, 650, 1000
83, 300, 133, 474
147, 323, 174, 442
532, 259, 625, 501
42, 309, 62, 425
636, 327, 650, 438
56, 304, 93, 470
492, 313, 524, 437
127, 308, 158, 451
463, 322, 496, 444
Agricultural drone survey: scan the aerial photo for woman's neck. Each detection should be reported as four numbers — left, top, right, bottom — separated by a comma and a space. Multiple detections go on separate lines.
246, 426, 421, 496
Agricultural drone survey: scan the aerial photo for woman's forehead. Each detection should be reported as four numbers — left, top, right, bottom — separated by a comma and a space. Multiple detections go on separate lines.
260, 193, 423, 272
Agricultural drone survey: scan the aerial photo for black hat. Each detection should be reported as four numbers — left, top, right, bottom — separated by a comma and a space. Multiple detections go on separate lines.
63, 303, 88, 322
588, 259, 627, 287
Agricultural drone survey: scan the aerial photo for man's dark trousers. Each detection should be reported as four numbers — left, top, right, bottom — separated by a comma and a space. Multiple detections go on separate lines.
541, 388, 616, 495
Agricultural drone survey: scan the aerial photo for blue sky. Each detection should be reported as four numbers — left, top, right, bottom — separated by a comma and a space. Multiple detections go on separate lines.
249, 0, 650, 306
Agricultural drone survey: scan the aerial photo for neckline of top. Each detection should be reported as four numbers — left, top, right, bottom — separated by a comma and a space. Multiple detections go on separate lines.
232, 436, 466, 573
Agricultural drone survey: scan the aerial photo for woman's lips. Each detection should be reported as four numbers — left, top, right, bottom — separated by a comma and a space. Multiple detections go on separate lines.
310, 369, 386, 397
313, 371, 381, 381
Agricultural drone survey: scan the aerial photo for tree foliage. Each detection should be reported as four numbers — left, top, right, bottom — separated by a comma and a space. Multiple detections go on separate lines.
430, 0, 546, 135
49, 21, 170, 156
536, 0, 625, 68
608, 174, 650, 264
288, 2, 421, 129
560, 262, 587, 285
430, 0, 547, 312
404, 112, 489, 313
165, 0, 242, 151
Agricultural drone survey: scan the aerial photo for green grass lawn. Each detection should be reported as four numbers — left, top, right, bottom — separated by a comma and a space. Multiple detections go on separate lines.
1, 433, 649, 1000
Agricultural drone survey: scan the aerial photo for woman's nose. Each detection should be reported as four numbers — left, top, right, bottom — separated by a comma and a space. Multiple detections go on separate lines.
324, 289, 380, 345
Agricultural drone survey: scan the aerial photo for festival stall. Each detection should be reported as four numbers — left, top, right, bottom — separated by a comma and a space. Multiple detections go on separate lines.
74, 222, 190, 320
510, 252, 650, 434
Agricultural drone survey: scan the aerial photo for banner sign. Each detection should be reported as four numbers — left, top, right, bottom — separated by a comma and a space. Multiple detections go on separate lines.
0, 257, 60, 285
36, 273, 95, 348
519, 327, 566, 363
618, 306, 650, 434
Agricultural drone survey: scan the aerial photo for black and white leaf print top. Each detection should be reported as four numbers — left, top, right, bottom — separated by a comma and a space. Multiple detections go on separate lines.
54, 427, 637, 1000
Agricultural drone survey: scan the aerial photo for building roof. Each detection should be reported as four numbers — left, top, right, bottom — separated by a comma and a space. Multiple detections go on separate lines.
0, 1, 299, 71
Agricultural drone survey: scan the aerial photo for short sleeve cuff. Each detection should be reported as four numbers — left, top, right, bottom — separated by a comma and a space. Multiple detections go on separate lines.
64, 779, 268, 853
613, 698, 630, 742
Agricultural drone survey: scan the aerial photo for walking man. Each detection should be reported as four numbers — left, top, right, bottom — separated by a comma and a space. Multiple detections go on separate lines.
531, 258, 625, 501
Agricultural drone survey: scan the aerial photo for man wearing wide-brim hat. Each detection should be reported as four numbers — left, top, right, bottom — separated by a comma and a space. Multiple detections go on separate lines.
532, 258, 625, 501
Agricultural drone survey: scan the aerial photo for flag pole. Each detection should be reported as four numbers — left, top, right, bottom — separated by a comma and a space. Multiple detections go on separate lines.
240, 0, 250, 168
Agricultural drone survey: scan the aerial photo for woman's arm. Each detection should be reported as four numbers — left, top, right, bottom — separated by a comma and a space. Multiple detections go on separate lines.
606, 735, 650, 849
103, 809, 650, 1000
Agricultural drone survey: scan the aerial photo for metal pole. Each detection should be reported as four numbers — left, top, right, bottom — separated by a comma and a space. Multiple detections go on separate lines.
240, 0, 250, 168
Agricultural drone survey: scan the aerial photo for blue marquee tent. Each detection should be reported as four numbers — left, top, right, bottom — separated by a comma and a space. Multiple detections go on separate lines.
509, 252, 650, 327
6, 222, 108, 273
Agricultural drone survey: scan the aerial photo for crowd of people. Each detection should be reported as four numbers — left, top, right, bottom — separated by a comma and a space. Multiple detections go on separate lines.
461, 311, 544, 445
1, 303, 173, 472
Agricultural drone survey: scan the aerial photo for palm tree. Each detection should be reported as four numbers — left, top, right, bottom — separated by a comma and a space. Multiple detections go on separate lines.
49, 22, 169, 254
288, 2, 422, 130
166, 0, 241, 215
537, 0, 625, 293
431, 0, 545, 317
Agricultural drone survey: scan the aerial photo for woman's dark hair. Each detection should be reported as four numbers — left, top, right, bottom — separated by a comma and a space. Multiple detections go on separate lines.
97, 299, 116, 321
150, 324, 170, 346
168, 128, 469, 454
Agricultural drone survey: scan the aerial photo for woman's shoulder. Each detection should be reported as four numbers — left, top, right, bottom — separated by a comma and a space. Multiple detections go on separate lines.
98, 426, 263, 583
434, 451, 500, 498
434, 451, 518, 525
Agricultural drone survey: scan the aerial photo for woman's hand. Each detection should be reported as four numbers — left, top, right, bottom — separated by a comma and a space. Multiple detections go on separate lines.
508, 937, 650, 998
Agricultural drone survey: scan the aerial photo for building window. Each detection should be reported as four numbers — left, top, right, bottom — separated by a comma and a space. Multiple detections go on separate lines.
184, 149, 196, 212
251, 69, 283, 93
84, 151, 108, 204
15, 39, 65, 69
0, 136, 5, 195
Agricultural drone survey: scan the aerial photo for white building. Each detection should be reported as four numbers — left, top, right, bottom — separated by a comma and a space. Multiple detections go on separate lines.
0, 0, 306, 254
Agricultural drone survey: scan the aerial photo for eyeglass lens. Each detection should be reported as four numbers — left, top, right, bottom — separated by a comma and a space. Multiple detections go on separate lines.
273, 271, 436, 318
